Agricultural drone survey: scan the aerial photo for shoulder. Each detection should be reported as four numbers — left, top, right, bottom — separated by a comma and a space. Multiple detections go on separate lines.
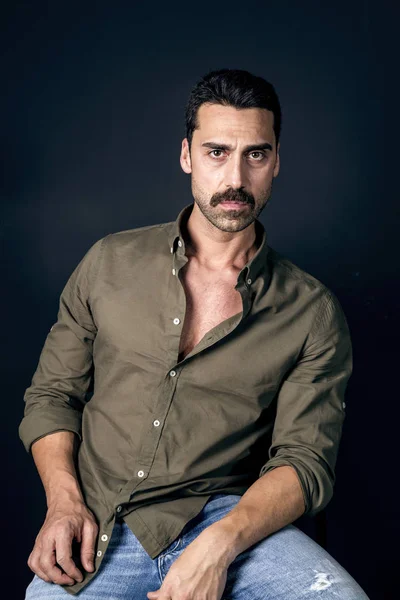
102, 220, 172, 252
78, 220, 173, 278
267, 246, 329, 295
266, 246, 348, 332
82, 218, 176, 266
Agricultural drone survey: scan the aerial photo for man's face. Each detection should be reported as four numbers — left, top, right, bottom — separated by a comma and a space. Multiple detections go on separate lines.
180, 103, 280, 233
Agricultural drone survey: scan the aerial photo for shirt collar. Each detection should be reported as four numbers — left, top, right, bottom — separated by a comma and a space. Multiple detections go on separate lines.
167, 202, 270, 285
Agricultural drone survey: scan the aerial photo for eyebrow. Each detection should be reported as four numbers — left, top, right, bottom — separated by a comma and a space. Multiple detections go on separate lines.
201, 141, 273, 152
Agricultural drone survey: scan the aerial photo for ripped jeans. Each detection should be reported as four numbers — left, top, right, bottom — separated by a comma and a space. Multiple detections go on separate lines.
25, 493, 369, 599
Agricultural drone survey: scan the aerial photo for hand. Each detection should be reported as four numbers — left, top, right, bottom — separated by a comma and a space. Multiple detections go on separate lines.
146, 527, 231, 600
27, 497, 98, 585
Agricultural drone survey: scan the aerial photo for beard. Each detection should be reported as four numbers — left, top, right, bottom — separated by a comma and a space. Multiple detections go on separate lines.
191, 178, 273, 233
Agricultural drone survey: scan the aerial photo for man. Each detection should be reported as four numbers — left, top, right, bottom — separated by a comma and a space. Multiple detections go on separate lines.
20, 69, 369, 599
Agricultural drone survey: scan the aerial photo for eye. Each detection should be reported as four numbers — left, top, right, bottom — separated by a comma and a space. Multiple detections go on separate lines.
209, 149, 225, 158
248, 151, 266, 161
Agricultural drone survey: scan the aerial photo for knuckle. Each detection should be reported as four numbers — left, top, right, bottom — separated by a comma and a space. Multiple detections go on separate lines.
87, 518, 98, 530
39, 555, 52, 571
28, 552, 39, 571
27, 558, 35, 571
54, 522, 70, 535
85, 525, 98, 538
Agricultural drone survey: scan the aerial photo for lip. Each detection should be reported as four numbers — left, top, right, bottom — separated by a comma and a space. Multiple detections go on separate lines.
219, 201, 249, 208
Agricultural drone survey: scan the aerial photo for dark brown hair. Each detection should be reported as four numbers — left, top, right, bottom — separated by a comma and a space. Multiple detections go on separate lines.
185, 68, 282, 150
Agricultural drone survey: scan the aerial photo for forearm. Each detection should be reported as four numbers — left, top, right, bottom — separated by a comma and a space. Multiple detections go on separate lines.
31, 430, 84, 507
206, 466, 305, 567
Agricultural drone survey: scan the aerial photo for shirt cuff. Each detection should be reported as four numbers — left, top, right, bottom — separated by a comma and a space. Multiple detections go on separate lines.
259, 453, 334, 517
18, 406, 82, 454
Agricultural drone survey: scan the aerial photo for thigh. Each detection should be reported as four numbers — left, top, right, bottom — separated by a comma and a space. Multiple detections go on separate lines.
163, 494, 369, 600
224, 523, 370, 600
24, 519, 162, 600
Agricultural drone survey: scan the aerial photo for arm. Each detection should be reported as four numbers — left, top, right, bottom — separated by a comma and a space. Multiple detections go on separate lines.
28, 431, 98, 585
197, 465, 305, 568
19, 237, 105, 453
31, 430, 83, 508
206, 289, 353, 564
19, 238, 105, 584
147, 466, 304, 600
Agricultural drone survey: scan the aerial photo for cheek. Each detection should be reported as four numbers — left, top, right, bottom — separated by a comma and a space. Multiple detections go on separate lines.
255, 165, 275, 184
191, 174, 209, 200
193, 164, 221, 190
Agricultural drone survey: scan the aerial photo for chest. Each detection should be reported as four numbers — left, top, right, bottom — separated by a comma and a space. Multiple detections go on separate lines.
177, 263, 243, 361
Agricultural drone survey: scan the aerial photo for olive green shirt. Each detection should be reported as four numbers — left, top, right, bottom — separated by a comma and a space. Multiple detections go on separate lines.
19, 202, 352, 595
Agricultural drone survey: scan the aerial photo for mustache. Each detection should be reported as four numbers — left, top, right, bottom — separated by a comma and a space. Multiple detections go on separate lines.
211, 190, 254, 206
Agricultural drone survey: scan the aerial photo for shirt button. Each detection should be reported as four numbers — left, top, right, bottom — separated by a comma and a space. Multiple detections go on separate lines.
342, 402, 346, 408
97, 550, 102, 557
170, 246, 173, 253
173, 317, 180, 325
169, 370, 176, 377
172, 268, 176, 275
178, 240, 183, 247
101, 534, 108, 542
153, 419, 160, 427
116, 505, 122, 513
247, 278, 252, 285
137, 470, 145, 477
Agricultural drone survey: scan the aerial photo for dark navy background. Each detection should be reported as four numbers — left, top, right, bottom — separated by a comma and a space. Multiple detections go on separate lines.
2, 2, 395, 598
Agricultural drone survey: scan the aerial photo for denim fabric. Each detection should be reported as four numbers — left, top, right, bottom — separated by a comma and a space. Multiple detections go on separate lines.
25, 493, 369, 599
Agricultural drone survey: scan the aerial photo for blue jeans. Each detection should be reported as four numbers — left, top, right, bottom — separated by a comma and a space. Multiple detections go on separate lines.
25, 493, 369, 599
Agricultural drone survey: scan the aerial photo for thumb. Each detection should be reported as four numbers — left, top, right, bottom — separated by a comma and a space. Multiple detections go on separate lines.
80, 520, 96, 572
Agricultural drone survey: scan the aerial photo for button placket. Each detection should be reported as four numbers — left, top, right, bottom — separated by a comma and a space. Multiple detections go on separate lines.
122, 354, 181, 497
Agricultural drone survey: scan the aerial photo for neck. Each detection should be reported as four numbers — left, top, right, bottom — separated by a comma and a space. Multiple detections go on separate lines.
182, 203, 259, 272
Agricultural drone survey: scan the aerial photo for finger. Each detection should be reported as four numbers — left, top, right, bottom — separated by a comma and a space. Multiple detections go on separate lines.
27, 548, 52, 583
80, 519, 98, 572
55, 532, 83, 582
147, 591, 161, 599
40, 535, 76, 585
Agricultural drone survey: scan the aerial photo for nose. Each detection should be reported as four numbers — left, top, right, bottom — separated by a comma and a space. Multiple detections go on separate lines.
224, 153, 246, 190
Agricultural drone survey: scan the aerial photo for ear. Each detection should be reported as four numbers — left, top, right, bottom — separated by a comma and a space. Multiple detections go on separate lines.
180, 138, 192, 174
273, 142, 280, 178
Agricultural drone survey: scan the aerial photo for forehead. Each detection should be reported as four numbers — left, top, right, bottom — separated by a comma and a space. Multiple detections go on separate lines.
194, 103, 275, 143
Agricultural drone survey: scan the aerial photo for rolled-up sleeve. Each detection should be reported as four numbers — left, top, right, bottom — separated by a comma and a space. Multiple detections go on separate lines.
259, 289, 353, 516
19, 237, 105, 454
